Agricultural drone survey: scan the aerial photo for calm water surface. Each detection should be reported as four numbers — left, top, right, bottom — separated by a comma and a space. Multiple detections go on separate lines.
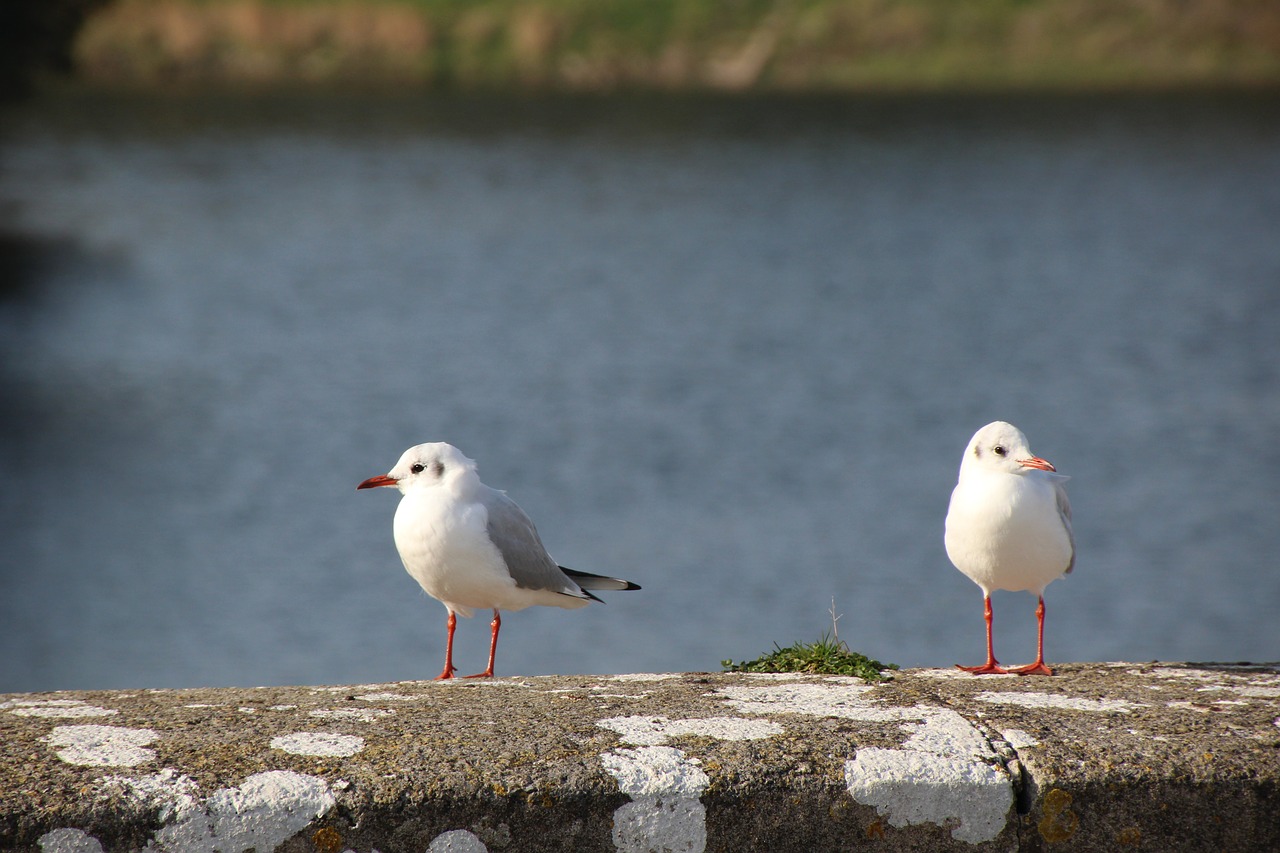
1, 93, 1277, 692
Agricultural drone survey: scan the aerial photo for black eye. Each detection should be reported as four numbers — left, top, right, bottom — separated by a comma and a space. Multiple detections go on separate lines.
410, 463, 425, 474
993, 445, 1007, 457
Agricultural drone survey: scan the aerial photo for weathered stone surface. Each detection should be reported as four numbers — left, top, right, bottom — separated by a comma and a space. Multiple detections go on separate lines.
3, 662, 1278, 852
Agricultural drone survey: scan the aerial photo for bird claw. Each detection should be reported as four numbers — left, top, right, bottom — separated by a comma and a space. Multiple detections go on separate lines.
434, 668, 457, 681
956, 662, 1011, 675
1010, 661, 1055, 676
462, 671, 494, 679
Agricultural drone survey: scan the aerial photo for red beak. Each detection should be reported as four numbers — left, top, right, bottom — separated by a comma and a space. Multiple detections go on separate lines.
357, 474, 398, 490
1018, 456, 1057, 472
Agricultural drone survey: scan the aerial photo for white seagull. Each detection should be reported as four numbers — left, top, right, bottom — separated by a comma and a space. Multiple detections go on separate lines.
358, 442, 640, 680
944, 421, 1074, 676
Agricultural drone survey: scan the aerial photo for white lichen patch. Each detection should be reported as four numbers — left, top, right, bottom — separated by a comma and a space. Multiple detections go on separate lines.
1141, 666, 1280, 686
583, 683, 657, 698
1001, 729, 1040, 749
714, 682, 880, 718
1166, 701, 1210, 713
717, 681, 1014, 843
716, 683, 996, 757
916, 668, 1017, 680
44, 725, 158, 767
206, 768, 335, 850
602, 746, 710, 853
465, 680, 532, 688
103, 768, 199, 803
974, 692, 1144, 713
104, 769, 335, 852
597, 715, 783, 746
845, 748, 1012, 844
355, 692, 429, 702
428, 829, 490, 852
608, 673, 680, 682
1142, 667, 1280, 691
309, 708, 396, 722
270, 732, 365, 757
1141, 666, 1220, 681
611, 796, 706, 853
2, 699, 118, 718
727, 672, 872, 684
1233, 686, 1280, 698
37, 828, 104, 853
900, 709, 996, 759
601, 746, 709, 797
169, 770, 333, 852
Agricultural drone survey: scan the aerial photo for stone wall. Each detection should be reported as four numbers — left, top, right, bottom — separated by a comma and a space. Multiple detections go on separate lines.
3, 662, 1278, 851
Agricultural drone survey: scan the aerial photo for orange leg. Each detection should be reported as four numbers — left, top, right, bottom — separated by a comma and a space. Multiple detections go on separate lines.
464, 609, 500, 679
1011, 597, 1054, 676
434, 611, 458, 680
957, 595, 1010, 675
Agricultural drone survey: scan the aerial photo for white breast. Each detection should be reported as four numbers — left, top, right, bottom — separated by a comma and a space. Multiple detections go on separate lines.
392, 490, 518, 617
945, 473, 1073, 596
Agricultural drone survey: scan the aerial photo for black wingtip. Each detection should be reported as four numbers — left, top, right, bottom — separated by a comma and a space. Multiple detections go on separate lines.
559, 566, 641, 592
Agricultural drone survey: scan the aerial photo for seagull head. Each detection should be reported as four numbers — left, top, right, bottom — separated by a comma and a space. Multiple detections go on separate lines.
357, 442, 477, 495
960, 421, 1057, 479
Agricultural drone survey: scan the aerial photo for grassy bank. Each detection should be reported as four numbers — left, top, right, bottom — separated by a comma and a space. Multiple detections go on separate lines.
65, 0, 1280, 91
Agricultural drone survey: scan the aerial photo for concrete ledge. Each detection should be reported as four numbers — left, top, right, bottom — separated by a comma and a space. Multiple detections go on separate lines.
3, 662, 1278, 852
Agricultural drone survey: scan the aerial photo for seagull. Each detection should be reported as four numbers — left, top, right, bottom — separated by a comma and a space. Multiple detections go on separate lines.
944, 421, 1074, 676
357, 442, 640, 680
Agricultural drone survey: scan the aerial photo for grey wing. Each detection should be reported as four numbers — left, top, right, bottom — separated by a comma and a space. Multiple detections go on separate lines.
1054, 477, 1076, 575
483, 489, 591, 600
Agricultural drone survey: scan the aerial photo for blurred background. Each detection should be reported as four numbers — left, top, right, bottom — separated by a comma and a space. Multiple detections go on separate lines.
1, 1, 1278, 692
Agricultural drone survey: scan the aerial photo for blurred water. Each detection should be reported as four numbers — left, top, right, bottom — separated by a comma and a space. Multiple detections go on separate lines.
1, 92, 1277, 692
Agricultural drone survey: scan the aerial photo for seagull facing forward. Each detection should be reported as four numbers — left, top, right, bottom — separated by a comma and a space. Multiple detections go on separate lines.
944, 421, 1074, 676
358, 442, 639, 680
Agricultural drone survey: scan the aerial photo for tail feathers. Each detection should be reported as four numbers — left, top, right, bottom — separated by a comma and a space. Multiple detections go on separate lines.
560, 566, 641, 593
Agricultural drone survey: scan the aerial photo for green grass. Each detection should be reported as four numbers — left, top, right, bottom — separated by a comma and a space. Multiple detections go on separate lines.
722, 634, 898, 683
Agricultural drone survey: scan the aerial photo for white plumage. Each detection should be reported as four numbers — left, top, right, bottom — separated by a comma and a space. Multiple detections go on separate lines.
359, 442, 639, 679
944, 421, 1074, 675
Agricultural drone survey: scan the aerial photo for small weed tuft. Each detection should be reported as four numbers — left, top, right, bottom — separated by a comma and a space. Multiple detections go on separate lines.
722, 634, 898, 683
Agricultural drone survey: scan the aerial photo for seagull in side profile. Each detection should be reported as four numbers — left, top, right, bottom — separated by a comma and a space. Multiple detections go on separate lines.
944, 421, 1074, 676
358, 442, 640, 680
